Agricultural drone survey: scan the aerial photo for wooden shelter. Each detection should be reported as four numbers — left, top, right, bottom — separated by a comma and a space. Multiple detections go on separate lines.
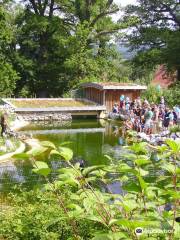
81, 82, 147, 112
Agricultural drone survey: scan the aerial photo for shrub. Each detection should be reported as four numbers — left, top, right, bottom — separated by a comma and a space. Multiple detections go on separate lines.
142, 83, 180, 107
0, 189, 102, 240
141, 84, 162, 103
1, 140, 179, 239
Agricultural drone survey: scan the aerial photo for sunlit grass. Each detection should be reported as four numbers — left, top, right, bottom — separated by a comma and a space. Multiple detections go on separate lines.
10, 100, 95, 108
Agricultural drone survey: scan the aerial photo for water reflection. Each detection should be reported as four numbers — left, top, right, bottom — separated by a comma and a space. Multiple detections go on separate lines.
0, 119, 125, 194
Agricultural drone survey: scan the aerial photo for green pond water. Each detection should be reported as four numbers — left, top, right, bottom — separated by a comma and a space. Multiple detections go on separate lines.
0, 119, 126, 195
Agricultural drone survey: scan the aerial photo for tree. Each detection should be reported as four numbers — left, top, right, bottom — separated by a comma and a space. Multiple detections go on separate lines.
63, 0, 131, 86
0, 2, 18, 97
121, 0, 180, 81
13, 0, 72, 97
13, 0, 131, 97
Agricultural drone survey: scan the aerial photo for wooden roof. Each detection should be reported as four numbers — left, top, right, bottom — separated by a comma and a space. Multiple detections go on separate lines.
81, 82, 147, 90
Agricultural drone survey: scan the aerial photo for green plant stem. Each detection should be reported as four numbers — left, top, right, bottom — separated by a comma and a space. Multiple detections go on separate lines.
68, 162, 115, 230
169, 154, 178, 240
32, 158, 80, 239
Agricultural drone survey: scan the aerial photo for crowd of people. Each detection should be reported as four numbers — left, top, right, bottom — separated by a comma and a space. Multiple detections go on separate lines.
112, 95, 180, 135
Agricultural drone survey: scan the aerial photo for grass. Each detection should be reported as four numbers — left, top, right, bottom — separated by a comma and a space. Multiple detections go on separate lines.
10, 99, 95, 108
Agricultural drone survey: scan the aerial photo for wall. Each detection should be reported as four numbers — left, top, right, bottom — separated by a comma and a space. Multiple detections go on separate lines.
84, 87, 142, 112
17, 112, 72, 122
105, 90, 140, 112
84, 87, 103, 105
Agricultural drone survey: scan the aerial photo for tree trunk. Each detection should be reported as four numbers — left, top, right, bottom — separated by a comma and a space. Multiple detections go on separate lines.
177, 67, 180, 82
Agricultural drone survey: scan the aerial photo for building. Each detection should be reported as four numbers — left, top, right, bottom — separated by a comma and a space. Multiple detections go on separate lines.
81, 82, 147, 112
152, 65, 176, 88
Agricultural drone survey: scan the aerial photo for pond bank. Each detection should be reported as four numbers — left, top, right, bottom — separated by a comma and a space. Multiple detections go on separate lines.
11, 118, 30, 131
0, 141, 25, 164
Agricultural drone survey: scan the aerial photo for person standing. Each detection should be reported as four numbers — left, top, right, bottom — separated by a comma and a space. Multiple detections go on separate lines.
112, 103, 119, 113
160, 96, 165, 108
144, 107, 154, 134
119, 95, 125, 109
1, 113, 8, 137
163, 108, 171, 129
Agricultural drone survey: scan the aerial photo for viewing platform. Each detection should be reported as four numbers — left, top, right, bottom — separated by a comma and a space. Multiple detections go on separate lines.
2, 82, 147, 121
2, 98, 106, 120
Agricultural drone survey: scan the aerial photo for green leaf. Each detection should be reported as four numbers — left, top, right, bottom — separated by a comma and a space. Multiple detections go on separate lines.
114, 219, 159, 229
50, 148, 73, 161
122, 182, 141, 192
161, 190, 180, 199
82, 165, 105, 176
32, 161, 51, 177
119, 163, 138, 175
104, 155, 113, 161
162, 163, 175, 175
27, 146, 48, 156
137, 168, 149, 176
58, 147, 73, 161
50, 149, 62, 156
41, 141, 56, 149
166, 139, 180, 153
112, 219, 130, 228
85, 215, 106, 225
110, 232, 129, 240
128, 142, 148, 154
135, 158, 151, 166
176, 167, 180, 174
137, 175, 147, 190
32, 168, 51, 177
33, 161, 49, 171
60, 141, 73, 146
13, 153, 30, 160
92, 232, 128, 240
92, 234, 111, 240
121, 200, 138, 212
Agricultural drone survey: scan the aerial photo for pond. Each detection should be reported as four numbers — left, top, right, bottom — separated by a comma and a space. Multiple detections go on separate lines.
0, 119, 126, 196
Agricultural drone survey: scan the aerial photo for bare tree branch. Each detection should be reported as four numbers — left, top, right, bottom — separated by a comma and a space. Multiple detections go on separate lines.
49, 0, 55, 17
42, 0, 48, 15
95, 29, 118, 37
29, 0, 39, 14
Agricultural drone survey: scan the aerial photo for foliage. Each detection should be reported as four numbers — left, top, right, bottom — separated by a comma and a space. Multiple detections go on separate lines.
141, 85, 163, 103
163, 83, 180, 106
9, 0, 131, 97
1, 139, 180, 239
142, 83, 180, 106
0, 2, 19, 96
170, 125, 180, 134
121, 0, 180, 81
0, 189, 102, 240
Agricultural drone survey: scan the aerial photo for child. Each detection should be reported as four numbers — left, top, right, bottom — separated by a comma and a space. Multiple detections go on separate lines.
112, 103, 119, 113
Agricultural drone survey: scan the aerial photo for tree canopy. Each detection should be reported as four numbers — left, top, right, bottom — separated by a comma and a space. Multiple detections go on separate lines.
1, 0, 179, 97
0, 2, 19, 96
10, 0, 130, 97
121, 0, 180, 81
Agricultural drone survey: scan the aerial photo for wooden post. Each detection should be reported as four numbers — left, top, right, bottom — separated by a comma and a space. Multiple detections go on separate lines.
103, 90, 106, 106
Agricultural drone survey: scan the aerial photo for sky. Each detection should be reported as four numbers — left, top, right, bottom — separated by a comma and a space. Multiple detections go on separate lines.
114, 0, 136, 6
15, 0, 137, 21
112, 0, 137, 22
15, 0, 137, 7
